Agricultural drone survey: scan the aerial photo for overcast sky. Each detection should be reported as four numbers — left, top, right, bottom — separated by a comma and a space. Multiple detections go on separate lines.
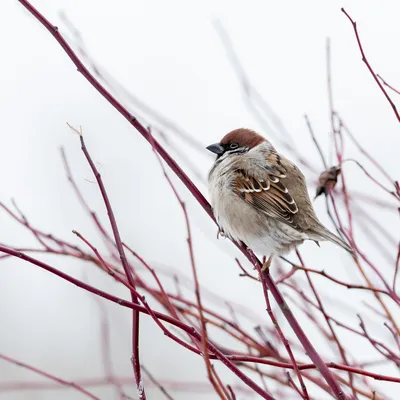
1, 1, 399, 399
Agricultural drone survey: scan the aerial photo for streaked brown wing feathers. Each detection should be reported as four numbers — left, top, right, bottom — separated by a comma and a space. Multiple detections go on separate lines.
233, 169, 299, 227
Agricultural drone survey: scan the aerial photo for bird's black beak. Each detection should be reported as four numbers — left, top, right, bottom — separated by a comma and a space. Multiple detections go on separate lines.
206, 143, 224, 155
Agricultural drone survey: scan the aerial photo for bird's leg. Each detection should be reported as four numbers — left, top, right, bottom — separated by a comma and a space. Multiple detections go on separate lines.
261, 254, 273, 272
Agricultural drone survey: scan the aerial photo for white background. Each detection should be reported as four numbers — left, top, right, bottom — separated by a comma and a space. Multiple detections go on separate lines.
0, 1, 399, 399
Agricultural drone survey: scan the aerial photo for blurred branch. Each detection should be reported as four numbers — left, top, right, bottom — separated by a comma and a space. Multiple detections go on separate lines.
341, 8, 400, 124
2, 245, 400, 385
17, 2, 349, 398
0, 353, 100, 399
141, 365, 175, 400
5, 2, 398, 399
66, 124, 146, 399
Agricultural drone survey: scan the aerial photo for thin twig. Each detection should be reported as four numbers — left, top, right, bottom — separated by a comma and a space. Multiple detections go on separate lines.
66, 123, 145, 399
341, 8, 400, 123
304, 114, 327, 169
377, 74, 400, 96
0, 353, 100, 400
141, 365, 175, 400
3, 247, 400, 384
393, 243, 400, 293
264, 284, 310, 399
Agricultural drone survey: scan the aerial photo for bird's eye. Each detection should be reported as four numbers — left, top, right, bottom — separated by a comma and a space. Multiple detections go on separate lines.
230, 142, 239, 149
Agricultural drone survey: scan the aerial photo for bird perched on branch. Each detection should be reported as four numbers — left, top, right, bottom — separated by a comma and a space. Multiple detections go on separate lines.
207, 128, 353, 270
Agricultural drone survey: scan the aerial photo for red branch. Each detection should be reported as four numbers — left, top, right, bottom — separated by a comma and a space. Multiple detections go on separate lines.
16, 1, 349, 398
67, 124, 145, 399
377, 74, 400, 96
263, 283, 309, 399
341, 8, 400, 123
2, 246, 400, 385
0, 353, 100, 400
147, 128, 230, 400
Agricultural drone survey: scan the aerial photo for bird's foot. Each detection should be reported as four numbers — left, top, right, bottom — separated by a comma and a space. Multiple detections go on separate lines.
261, 255, 273, 272
217, 228, 226, 239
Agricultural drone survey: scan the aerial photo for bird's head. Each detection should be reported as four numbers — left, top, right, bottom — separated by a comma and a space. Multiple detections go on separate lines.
206, 128, 266, 159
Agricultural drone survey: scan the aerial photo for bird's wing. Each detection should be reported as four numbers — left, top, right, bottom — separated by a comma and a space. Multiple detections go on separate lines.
232, 152, 301, 229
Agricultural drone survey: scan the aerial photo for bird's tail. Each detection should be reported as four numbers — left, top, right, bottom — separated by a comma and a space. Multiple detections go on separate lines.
311, 226, 354, 255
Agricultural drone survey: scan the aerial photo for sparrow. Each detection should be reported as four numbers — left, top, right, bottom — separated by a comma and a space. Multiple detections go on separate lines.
207, 128, 353, 270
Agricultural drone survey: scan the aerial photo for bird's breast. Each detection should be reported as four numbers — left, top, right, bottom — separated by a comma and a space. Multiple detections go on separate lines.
209, 169, 270, 243
208, 166, 307, 255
